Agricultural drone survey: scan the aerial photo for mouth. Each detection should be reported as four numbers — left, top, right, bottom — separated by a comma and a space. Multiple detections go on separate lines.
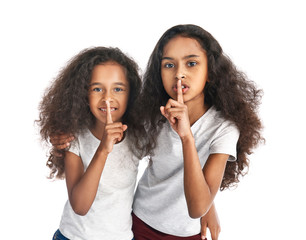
173, 83, 189, 93
99, 107, 117, 113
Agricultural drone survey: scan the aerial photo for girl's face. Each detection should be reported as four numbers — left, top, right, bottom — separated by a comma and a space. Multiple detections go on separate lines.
161, 36, 208, 105
88, 62, 130, 125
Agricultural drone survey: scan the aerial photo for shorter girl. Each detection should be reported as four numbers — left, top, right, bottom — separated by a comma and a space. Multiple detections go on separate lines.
37, 47, 143, 240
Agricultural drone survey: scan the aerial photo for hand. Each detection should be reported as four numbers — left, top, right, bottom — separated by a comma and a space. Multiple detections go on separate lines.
50, 134, 74, 150
98, 100, 127, 153
200, 204, 221, 240
160, 79, 192, 139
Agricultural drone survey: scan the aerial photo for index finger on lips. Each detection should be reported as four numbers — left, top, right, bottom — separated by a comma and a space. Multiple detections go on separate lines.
106, 100, 113, 124
177, 79, 184, 104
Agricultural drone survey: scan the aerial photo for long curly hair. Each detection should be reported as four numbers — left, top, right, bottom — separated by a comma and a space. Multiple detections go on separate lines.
139, 24, 264, 190
37, 47, 144, 179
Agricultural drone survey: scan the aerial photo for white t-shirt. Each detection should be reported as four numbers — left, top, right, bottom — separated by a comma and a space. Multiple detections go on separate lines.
59, 129, 139, 240
133, 106, 239, 237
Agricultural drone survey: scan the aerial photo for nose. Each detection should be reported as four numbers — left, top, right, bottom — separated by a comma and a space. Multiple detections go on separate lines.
175, 64, 186, 80
101, 91, 113, 103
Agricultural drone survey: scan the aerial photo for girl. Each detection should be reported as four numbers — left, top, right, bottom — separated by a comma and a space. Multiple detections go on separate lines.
131, 24, 263, 240
46, 47, 222, 239
37, 47, 145, 240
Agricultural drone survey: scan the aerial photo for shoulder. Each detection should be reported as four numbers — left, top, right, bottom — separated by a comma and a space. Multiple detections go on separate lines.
194, 106, 239, 144
67, 129, 97, 156
207, 107, 239, 133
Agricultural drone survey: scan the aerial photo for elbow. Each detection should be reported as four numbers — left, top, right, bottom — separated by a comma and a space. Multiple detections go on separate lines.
73, 209, 89, 216
188, 210, 208, 219
188, 205, 209, 219
72, 206, 89, 216
70, 201, 90, 216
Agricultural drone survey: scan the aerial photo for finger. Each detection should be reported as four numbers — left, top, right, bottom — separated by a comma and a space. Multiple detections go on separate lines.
109, 132, 124, 143
160, 106, 176, 126
53, 142, 70, 150
106, 100, 113, 124
160, 106, 168, 118
117, 125, 128, 142
164, 99, 184, 112
200, 223, 207, 240
50, 134, 74, 144
211, 232, 218, 240
50, 137, 74, 146
177, 79, 184, 104
160, 106, 173, 122
211, 228, 220, 240
122, 124, 128, 132
105, 124, 126, 136
166, 108, 186, 123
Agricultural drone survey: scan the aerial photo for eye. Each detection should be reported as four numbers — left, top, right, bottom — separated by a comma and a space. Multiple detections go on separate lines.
164, 63, 174, 68
93, 87, 102, 92
114, 87, 124, 92
187, 61, 197, 67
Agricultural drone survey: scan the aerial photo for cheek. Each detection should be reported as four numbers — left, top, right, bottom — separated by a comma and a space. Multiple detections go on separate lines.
161, 74, 172, 91
88, 94, 95, 103
119, 94, 129, 111
88, 95, 99, 110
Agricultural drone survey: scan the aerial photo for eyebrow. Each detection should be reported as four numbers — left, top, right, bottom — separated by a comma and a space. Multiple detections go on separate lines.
89, 82, 127, 86
161, 55, 200, 61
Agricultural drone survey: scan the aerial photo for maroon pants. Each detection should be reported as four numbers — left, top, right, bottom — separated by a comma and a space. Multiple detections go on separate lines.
132, 212, 201, 240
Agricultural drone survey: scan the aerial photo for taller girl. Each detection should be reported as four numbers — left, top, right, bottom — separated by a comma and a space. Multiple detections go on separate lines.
132, 24, 263, 239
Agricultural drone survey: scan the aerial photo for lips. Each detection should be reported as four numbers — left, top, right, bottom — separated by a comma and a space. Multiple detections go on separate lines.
99, 107, 117, 113
173, 83, 189, 93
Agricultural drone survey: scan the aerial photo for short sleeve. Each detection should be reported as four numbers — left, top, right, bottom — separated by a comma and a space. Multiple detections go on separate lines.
67, 138, 80, 157
209, 123, 240, 161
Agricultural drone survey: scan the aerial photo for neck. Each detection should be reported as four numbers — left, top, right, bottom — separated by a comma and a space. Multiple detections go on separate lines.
185, 93, 208, 126
90, 121, 106, 140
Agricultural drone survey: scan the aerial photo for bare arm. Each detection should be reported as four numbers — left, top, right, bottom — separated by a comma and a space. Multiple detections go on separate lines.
65, 149, 108, 215
182, 134, 228, 218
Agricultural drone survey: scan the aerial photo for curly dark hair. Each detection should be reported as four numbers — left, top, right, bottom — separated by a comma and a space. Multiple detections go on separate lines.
138, 24, 264, 190
37, 47, 144, 179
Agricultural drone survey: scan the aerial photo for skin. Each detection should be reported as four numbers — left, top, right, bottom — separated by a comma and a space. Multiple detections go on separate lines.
49, 43, 222, 239
64, 62, 129, 215
160, 36, 228, 239
200, 203, 221, 240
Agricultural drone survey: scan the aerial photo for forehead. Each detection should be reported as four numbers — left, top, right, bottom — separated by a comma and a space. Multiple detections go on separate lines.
91, 62, 128, 83
162, 36, 205, 57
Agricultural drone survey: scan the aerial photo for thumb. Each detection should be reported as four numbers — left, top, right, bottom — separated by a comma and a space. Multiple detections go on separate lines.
160, 106, 167, 117
122, 124, 128, 132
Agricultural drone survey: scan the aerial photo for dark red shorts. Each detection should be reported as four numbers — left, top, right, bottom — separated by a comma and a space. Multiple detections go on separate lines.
132, 212, 201, 240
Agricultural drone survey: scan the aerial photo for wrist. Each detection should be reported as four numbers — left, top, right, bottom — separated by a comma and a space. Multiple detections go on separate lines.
97, 145, 110, 157
180, 132, 194, 144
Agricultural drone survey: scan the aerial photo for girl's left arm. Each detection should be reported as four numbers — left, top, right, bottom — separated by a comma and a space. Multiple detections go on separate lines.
182, 135, 228, 218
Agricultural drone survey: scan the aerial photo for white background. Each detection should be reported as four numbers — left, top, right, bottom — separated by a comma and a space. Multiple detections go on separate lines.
1, 0, 305, 239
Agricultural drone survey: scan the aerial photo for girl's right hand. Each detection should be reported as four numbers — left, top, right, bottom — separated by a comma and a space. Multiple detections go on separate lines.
160, 79, 192, 140
98, 100, 127, 154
